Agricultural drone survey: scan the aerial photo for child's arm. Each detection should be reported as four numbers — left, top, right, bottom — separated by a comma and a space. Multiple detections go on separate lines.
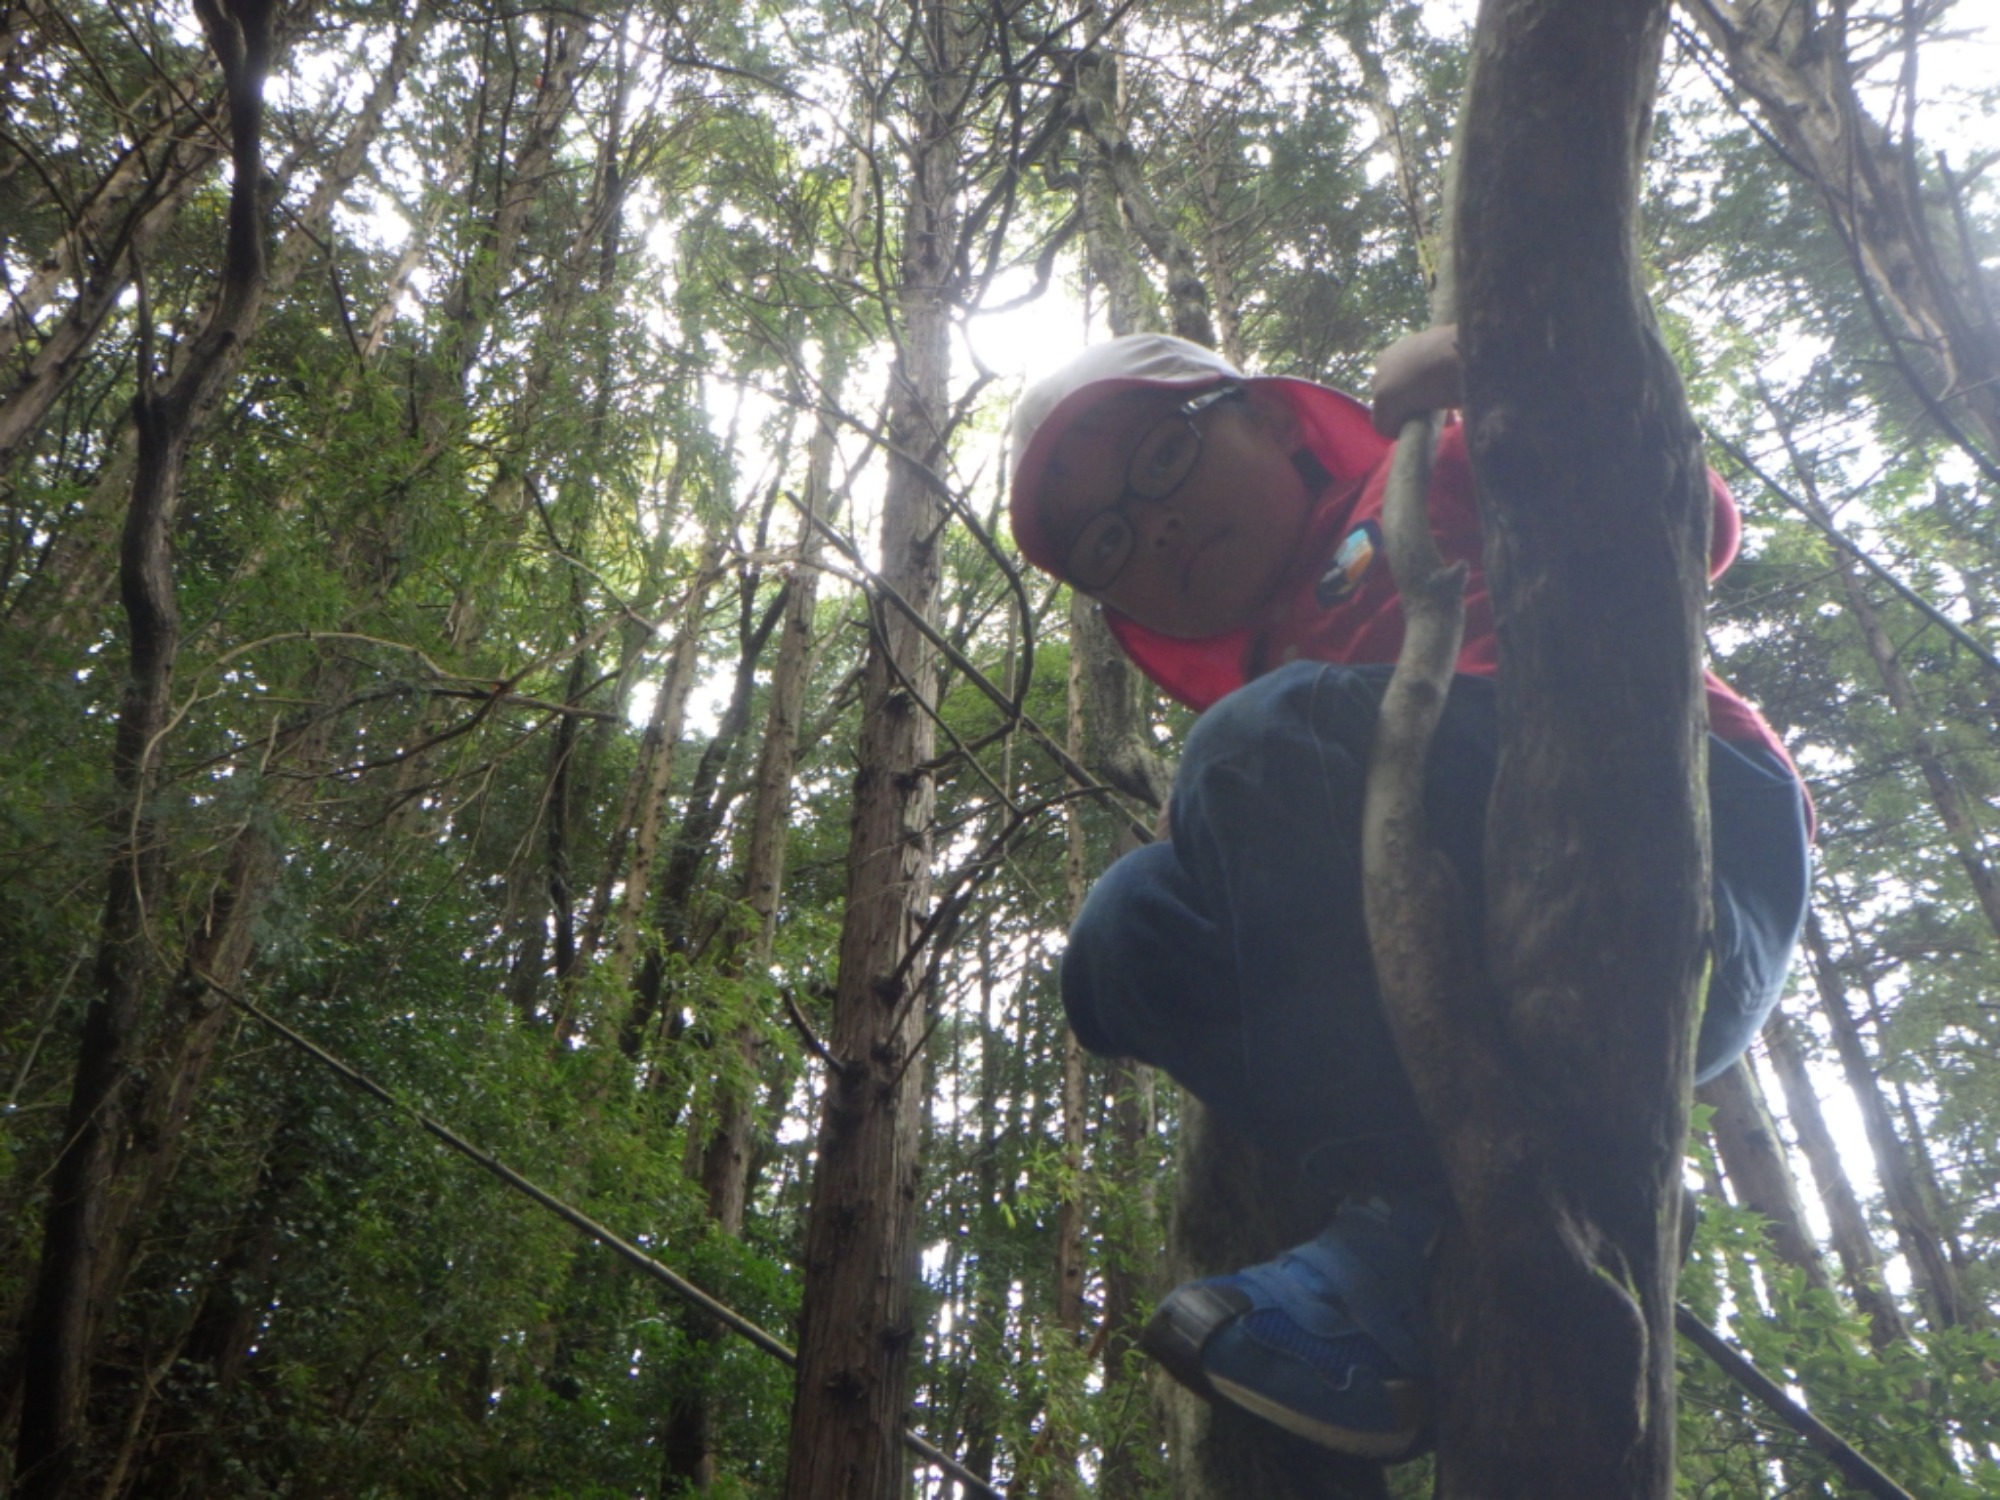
1371, 324, 1462, 437
1374, 328, 1740, 577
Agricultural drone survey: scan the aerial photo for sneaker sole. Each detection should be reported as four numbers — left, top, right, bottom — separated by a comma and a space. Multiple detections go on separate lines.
1205, 1371, 1427, 1460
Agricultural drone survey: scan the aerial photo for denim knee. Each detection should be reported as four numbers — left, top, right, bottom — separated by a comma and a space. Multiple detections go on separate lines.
1695, 739, 1812, 1081
1175, 661, 1388, 796
1060, 840, 1250, 1115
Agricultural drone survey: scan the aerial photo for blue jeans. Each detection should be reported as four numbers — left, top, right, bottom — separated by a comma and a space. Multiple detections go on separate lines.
1061, 662, 1811, 1192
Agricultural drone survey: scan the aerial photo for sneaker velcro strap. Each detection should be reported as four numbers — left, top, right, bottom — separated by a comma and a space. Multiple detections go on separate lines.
1141, 1281, 1250, 1399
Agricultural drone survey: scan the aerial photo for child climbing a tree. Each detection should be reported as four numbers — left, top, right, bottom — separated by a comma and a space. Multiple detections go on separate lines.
1007, 330, 1812, 1460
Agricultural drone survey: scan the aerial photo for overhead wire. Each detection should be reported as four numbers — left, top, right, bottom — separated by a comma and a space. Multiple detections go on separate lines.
199, 972, 1008, 1500
205, 971, 1919, 1500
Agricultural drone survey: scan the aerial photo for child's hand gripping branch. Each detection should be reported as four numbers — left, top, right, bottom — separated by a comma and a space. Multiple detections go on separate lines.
1008, 334, 1812, 1463
1369, 323, 1464, 437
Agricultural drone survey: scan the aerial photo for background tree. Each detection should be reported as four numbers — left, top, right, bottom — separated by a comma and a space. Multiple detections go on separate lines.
1, 1, 1997, 1496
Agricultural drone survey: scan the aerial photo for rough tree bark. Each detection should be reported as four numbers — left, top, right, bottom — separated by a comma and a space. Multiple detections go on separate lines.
1368, 1, 1712, 1493
778, 2, 963, 1492
13, 5, 275, 1495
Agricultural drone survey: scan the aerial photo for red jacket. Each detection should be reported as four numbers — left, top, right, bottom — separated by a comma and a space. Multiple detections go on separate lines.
1099, 387, 1803, 798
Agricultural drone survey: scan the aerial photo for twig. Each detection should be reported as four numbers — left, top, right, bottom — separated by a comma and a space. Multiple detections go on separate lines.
783, 987, 846, 1075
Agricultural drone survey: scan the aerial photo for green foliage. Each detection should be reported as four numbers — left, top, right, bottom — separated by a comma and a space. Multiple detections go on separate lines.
3, 1, 1999, 1497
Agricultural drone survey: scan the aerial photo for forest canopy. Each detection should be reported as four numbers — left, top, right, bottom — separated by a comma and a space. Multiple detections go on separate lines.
2, 0, 1998, 1496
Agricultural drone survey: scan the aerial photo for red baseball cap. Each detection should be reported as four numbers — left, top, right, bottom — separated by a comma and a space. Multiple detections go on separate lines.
1008, 333, 1389, 581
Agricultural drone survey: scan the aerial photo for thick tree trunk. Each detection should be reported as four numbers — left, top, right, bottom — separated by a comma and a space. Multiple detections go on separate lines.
1698, 1057, 1832, 1290
779, 4, 962, 1490
1374, 2, 1710, 1492
14, 7, 275, 1494
1761, 1007, 1908, 1346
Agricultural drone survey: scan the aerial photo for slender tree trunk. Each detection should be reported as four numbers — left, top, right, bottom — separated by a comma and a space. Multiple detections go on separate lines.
949, 934, 1006, 1500
577, 454, 694, 967
122, 1123, 304, 1500
1330, 7, 1436, 273
429, 10, 592, 414
33, 15, 453, 647
1802, 910, 1971, 1330
635, 552, 790, 1008
15, 8, 274, 1494
1054, 641, 1093, 1340
1769, 422, 2000, 944
1094, 1053, 1173, 1500
1684, 0, 2000, 461
0, 91, 228, 468
650, 570, 789, 1491
602, 555, 720, 1029
1073, 38, 1162, 340
1761, 1007, 1908, 1346
1187, 122, 1247, 369
1698, 1057, 1832, 1290
780, 4, 963, 1490
1072, 25, 1214, 348
658, 245, 864, 1487
1065, 611, 1167, 1499
0, 47, 216, 368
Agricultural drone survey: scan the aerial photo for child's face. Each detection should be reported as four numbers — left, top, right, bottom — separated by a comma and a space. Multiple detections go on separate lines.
1040, 387, 1313, 638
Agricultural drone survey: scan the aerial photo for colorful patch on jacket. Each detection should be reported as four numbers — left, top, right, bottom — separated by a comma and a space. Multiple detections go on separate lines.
1315, 520, 1381, 607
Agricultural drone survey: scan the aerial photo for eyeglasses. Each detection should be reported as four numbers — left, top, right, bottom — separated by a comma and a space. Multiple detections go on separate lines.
1061, 385, 1244, 591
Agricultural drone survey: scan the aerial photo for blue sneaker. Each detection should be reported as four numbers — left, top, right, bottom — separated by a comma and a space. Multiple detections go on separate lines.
1139, 1196, 1439, 1458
